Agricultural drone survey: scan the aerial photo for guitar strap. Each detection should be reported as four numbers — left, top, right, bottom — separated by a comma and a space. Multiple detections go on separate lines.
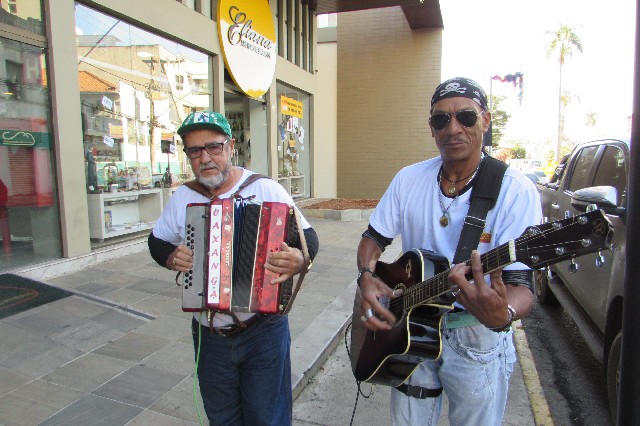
452, 155, 508, 264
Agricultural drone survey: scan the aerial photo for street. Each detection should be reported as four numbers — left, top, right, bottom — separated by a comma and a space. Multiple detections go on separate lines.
522, 301, 613, 426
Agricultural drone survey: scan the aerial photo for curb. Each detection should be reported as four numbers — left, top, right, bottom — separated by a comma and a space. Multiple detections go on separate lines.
513, 320, 555, 425
300, 208, 374, 222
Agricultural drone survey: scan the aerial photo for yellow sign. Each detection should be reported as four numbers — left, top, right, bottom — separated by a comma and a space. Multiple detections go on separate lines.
218, 0, 276, 98
280, 96, 303, 118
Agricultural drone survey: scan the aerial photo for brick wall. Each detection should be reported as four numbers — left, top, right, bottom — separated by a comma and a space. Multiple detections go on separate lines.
336, 7, 442, 198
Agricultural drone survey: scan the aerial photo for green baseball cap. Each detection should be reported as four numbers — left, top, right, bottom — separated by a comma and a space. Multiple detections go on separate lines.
177, 111, 232, 138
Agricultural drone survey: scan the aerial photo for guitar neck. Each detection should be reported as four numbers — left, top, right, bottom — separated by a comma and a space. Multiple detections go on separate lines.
402, 240, 516, 310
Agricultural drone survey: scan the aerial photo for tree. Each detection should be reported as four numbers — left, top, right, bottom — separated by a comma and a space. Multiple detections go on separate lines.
511, 145, 527, 159
489, 95, 510, 149
546, 24, 583, 162
585, 111, 597, 128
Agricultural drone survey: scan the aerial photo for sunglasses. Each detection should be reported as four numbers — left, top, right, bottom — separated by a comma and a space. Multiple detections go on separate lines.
183, 139, 229, 159
429, 109, 485, 131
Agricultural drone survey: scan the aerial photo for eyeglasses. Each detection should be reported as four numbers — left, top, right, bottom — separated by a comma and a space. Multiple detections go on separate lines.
183, 139, 229, 159
429, 110, 485, 131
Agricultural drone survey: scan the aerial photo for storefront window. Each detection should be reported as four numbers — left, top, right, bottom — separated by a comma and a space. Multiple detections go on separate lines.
0, 0, 44, 36
0, 36, 60, 270
276, 82, 310, 198
75, 3, 211, 191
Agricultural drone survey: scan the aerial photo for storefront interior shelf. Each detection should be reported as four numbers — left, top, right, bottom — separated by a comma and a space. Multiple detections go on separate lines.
277, 175, 305, 198
87, 189, 163, 240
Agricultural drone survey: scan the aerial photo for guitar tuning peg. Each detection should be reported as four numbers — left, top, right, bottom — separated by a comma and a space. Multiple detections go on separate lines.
569, 258, 579, 274
595, 251, 606, 268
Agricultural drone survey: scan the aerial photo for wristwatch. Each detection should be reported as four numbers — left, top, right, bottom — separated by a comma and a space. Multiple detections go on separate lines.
357, 267, 376, 287
489, 304, 517, 332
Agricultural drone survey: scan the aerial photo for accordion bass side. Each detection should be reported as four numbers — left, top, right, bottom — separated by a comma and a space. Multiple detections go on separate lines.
182, 198, 301, 315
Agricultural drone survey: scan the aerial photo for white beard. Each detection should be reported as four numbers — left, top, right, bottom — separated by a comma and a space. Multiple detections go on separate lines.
197, 164, 230, 189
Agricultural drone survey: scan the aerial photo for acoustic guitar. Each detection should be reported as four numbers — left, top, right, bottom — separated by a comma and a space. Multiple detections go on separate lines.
350, 209, 612, 387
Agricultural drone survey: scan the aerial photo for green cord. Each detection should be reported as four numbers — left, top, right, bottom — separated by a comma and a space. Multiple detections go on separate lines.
194, 312, 204, 426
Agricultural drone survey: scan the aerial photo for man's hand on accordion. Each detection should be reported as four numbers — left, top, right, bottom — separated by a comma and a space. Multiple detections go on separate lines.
265, 242, 305, 284
168, 245, 193, 272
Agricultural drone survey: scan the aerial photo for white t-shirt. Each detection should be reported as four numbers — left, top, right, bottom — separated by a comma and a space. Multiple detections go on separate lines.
153, 168, 311, 327
370, 157, 542, 273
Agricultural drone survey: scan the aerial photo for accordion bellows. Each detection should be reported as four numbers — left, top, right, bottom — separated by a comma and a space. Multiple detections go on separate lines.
183, 197, 300, 314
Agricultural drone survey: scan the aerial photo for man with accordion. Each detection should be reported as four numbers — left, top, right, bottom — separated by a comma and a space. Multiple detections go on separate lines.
148, 111, 319, 425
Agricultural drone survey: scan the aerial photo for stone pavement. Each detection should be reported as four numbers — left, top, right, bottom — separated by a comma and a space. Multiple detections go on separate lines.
0, 213, 550, 425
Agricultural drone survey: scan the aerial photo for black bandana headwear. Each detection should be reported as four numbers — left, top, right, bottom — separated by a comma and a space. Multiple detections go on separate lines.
430, 77, 488, 111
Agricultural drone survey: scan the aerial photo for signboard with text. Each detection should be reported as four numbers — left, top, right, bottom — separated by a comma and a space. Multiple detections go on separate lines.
218, 0, 277, 98
280, 96, 303, 118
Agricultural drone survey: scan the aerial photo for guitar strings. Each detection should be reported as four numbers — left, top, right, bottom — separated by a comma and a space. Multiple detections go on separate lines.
387, 218, 590, 313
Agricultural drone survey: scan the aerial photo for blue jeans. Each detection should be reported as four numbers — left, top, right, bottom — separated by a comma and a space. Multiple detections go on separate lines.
390, 316, 516, 426
191, 315, 292, 426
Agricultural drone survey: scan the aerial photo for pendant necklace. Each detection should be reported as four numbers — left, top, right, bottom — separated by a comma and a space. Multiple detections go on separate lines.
441, 161, 482, 195
437, 158, 483, 227
437, 174, 459, 227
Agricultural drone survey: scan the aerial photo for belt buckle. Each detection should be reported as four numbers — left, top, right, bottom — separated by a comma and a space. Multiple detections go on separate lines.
215, 325, 241, 337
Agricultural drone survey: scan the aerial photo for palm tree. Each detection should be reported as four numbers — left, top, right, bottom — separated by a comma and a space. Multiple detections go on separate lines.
546, 25, 583, 162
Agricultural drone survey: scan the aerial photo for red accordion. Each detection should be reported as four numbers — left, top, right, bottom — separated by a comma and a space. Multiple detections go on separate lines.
182, 197, 302, 315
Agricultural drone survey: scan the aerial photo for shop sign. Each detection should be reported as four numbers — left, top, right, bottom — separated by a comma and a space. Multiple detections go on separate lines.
0, 129, 50, 148
280, 96, 303, 118
218, 0, 276, 98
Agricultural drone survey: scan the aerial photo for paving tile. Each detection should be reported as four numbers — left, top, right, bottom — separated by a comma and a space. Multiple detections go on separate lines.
128, 277, 175, 294
90, 306, 149, 332
92, 364, 185, 408
0, 338, 84, 378
129, 294, 181, 317
0, 366, 30, 397
73, 281, 119, 297
51, 320, 126, 352
45, 295, 112, 318
0, 322, 36, 355
0, 380, 82, 426
93, 331, 170, 362
134, 315, 191, 341
3, 306, 84, 338
147, 375, 204, 424
128, 409, 199, 426
40, 353, 133, 393
140, 341, 194, 376
100, 287, 152, 306
39, 394, 142, 426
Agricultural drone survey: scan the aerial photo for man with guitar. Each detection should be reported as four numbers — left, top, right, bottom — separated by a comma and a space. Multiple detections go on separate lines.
355, 77, 542, 425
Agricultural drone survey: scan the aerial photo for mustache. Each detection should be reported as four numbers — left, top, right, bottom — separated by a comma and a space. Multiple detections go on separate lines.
441, 136, 468, 145
199, 162, 219, 172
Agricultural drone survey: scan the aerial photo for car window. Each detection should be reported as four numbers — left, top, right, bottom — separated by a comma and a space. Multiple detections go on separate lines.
568, 146, 599, 192
593, 146, 627, 205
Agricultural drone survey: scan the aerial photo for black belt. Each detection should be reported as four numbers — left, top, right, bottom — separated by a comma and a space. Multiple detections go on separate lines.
396, 384, 443, 399
197, 314, 262, 338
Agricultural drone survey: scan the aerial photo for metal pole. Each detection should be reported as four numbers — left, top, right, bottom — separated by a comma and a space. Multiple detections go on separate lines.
617, 0, 640, 422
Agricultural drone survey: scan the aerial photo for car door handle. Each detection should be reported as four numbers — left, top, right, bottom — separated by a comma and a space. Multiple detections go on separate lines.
551, 202, 560, 210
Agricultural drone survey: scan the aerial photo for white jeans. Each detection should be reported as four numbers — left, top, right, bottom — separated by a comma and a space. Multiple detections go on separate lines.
390, 317, 516, 426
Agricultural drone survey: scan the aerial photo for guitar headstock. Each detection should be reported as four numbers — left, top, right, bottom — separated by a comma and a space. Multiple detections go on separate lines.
514, 210, 613, 269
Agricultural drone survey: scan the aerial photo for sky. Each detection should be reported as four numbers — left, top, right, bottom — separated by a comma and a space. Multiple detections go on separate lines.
439, 0, 636, 154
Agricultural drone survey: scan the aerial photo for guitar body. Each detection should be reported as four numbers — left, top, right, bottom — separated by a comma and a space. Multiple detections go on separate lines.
350, 249, 451, 387
349, 210, 612, 388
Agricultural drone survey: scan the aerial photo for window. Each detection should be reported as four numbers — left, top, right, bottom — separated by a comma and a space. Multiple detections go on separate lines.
593, 146, 627, 205
567, 146, 598, 193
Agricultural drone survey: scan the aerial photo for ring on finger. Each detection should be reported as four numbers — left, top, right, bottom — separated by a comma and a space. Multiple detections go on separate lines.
452, 287, 462, 297
365, 308, 375, 319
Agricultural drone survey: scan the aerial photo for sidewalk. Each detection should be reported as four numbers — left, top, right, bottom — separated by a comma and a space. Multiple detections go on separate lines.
0, 214, 549, 425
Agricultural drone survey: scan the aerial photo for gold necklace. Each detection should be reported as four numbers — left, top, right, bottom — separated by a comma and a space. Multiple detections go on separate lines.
441, 162, 482, 195
438, 190, 458, 227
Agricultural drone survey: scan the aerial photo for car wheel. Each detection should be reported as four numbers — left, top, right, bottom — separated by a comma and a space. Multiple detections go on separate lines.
534, 268, 558, 305
607, 331, 622, 423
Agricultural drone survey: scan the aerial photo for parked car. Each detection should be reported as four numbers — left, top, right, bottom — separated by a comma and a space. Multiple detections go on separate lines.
536, 138, 629, 422
531, 169, 549, 184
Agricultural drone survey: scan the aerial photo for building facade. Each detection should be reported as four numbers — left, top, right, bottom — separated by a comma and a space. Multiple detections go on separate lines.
0, 0, 443, 273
